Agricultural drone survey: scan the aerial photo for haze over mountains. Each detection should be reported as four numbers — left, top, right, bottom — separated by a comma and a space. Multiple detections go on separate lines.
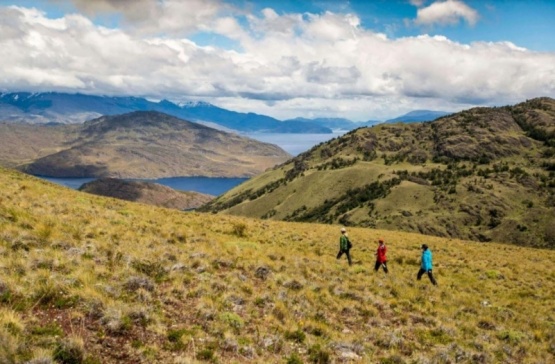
201, 97, 555, 248
0, 111, 291, 179
283, 111, 451, 130
0, 92, 449, 133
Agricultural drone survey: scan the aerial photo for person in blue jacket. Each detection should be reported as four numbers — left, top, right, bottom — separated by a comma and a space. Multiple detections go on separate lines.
417, 244, 437, 285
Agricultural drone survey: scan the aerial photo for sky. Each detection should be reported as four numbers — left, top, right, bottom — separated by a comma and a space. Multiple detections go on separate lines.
1, 0, 554, 121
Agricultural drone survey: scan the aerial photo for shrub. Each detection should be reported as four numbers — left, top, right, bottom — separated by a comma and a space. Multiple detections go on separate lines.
284, 329, 306, 343
286, 353, 303, 364
167, 328, 189, 351
497, 330, 526, 344
219, 312, 244, 333
53, 336, 85, 364
380, 355, 405, 364
308, 344, 330, 363
31, 323, 63, 336
232, 222, 247, 237
196, 348, 215, 361
101, 308, 132, 336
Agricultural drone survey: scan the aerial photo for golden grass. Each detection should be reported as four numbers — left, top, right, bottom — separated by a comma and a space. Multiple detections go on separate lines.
0, 166, 555, 363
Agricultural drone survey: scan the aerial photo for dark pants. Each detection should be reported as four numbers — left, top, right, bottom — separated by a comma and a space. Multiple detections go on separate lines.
417, 268, 437, 285
374, 261, 388, 273
336, 249, 352, 265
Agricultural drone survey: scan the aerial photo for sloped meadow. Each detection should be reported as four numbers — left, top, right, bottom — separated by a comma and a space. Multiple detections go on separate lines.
0, 167, 554, 363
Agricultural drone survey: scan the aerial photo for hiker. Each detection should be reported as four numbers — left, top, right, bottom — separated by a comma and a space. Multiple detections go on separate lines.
374, 238, 388, 273
417, 244, 437, 285
336, 227, 352, 266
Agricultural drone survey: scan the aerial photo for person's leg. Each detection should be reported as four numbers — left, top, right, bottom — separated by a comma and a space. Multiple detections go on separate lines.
427, 270, 438, 285
374, 261, 381, 271
382, 262, 388, 273
336, 250, 343, 259
417, 268, 425, 280
346, 250, 352, 266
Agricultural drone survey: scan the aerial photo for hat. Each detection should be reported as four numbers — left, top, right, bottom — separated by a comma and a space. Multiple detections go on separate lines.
421, 244, 428, 250
341, 227, 346, 232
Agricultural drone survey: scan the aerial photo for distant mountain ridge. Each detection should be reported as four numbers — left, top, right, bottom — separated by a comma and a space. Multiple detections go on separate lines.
0, 92, 332, 133
283, 117, 379, 131
385, 110, 451, 123
0, 92, 454, 133
0, 111, 292, 178
200, 97, 555, 248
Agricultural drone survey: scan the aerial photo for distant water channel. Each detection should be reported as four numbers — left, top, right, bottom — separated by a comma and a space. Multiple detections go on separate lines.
39, 176, 249, 196
39, 132, 344, 195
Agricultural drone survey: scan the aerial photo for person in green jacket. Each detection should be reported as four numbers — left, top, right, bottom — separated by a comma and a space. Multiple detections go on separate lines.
336, 227, 352, 266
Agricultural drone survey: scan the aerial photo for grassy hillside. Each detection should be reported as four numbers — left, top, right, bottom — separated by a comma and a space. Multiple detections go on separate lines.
0, 111, 291, 179
1, 166, 555, 363
201, 98, 555, 248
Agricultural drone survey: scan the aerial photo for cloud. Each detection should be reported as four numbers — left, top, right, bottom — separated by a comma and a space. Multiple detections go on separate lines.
415, 0, 479, 26
0, 4, 554, 121
58, 0, 228, 35
409, 0, 427, 6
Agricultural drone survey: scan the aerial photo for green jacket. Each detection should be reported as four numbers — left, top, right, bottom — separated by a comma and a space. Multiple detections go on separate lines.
340, 234, 351, 251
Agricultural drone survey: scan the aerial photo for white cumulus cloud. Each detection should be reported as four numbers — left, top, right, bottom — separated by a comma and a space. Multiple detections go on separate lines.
0, 3, 554, 121
56, 0, 228, 35
415, 0, 479, 27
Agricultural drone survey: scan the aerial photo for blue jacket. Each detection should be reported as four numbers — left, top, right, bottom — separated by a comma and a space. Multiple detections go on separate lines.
421, 249, 433, 271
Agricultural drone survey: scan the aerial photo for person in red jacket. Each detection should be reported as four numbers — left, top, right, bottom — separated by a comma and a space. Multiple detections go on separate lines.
374, 238, 388, 273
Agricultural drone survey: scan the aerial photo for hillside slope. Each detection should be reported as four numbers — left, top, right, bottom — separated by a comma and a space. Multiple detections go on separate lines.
0, 123, 79, 168
3, 111, 291, 178
79, 178, 214, 210
1, 167, 555, 363
200, 97, 555, 248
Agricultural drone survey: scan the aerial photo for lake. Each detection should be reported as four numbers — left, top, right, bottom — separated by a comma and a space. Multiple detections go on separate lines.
39, 176, 249, 196
39, 132, 344, 195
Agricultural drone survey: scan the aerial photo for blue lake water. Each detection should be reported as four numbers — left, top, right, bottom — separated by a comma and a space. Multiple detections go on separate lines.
39, 132, 345, 195
40, 176, 249, 196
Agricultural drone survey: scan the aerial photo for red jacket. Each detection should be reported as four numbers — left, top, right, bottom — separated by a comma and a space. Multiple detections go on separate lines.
376, 244, 387, 263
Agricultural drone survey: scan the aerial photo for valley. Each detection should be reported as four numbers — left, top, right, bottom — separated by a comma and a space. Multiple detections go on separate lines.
201, 98, 555, 248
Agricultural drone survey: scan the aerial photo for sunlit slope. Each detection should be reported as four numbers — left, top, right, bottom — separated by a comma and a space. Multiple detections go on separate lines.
1, 166, 555, 363
1, 111, 291, 179
201, 97, 555, 248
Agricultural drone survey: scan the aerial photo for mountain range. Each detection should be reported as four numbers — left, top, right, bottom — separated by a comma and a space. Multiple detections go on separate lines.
283, 111, 451, 131
384, 110, 451, 123
0, 111, 291, 178
0, 92, 450, 133
200, 97, 555, 248
0, 92, 331, 133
